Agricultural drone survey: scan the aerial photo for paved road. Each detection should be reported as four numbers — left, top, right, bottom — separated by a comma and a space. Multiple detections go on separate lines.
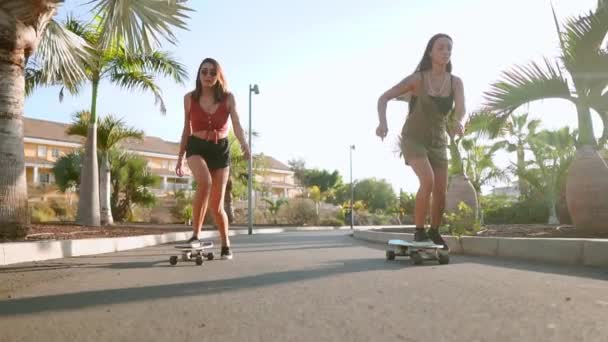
1, 231, 607, 342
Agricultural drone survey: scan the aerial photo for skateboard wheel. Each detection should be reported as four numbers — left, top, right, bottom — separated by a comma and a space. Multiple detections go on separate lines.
195, 256, 204, 266
411, 252, 423, 265
386, 250, 396, 261
207, 252, 214, 260
169, 256, 178, 266
438, 253, 450, 265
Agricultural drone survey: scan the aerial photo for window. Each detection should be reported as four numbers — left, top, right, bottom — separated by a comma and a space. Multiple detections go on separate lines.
39, 173, 50, 184
52, 148, 60, 158
37, 146, 47, 158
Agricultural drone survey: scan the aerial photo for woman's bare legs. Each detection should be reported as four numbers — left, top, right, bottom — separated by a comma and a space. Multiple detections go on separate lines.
430, 165, 448, 228
187, 156, 212, 239
408, 157, 435, 229
209, 167, 230, 247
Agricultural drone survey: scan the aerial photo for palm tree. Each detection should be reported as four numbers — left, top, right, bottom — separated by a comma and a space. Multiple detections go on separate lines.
461, 139, 510, 195
516, 128, 577, 224
0, 0, 191, 237
225, 130, 260, 223
262, 198, 287, 224
28, 16, 188, 227
485, 113, 541, 199
484, 6, 608, 233
66, 111, 144, 225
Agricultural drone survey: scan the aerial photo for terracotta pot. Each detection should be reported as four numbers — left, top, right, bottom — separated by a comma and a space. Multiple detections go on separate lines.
566, 145, 608, 233
446, 174, 478, 218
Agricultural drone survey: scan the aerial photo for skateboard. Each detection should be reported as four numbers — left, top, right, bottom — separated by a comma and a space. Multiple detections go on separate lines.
386, 239, 450, 265
169, 241, 215, 266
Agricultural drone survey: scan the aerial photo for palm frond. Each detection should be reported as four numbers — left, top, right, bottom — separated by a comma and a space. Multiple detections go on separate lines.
110, 70, 166, 114
24, 66, 43, 98
97, 115, 144, 151
107, 49, 188, 84
560, 9, 608, 71
459, 110, 501, 139
88, 0, 192, 53
483, 58, 573, 114
31, 19, 91, 92
66, 110, 91, 138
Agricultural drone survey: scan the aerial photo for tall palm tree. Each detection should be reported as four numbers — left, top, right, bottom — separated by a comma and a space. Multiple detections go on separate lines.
0, 0, 191, 237
28, 16, 188, 227
484, 6, 608, 233
66, 111, 144, 225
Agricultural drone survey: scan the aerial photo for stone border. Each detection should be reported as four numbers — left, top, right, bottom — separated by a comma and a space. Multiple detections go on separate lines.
353, 230, 608, 267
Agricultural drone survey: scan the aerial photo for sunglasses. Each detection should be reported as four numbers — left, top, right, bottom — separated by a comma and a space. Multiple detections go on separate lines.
201, 68, 217, 77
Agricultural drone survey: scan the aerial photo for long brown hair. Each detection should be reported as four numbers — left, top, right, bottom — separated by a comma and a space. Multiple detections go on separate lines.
415, 33, 453, 73
192, 57, 228, 103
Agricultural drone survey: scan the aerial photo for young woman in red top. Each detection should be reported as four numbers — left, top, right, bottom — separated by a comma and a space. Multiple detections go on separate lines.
176, 58, 250, 260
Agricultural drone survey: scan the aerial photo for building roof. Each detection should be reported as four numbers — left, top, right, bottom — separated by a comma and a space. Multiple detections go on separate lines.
120, 136, 180, 156
24, 117, 83, 144
24, 117, 179, 155
258, 154, 290, 171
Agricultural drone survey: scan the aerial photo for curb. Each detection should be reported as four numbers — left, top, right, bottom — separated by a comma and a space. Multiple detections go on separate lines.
0, 225, 394, 266
353, 230, 608, 267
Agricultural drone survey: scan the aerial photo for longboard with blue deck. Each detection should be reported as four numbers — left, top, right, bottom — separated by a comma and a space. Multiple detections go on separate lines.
386, 239, 450, 265
169, 241, 214, 266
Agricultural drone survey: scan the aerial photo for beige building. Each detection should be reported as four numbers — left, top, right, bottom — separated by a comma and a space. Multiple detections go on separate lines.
23, 117, 300, 200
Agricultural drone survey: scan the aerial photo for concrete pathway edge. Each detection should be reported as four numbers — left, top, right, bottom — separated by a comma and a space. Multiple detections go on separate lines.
353, 230, 608, 267
0, 225, 368, 266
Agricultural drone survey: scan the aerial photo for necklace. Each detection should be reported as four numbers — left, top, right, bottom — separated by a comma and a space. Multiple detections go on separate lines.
427, 72, 448, 96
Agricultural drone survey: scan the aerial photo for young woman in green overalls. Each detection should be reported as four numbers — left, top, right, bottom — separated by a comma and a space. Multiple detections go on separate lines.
376, 34, 466, 249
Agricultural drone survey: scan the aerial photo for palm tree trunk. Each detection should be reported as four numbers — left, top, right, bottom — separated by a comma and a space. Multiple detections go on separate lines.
547, 197, 559, 225
516, 144, 528, 198
99, 151, 113, 225
598, 112, 608, 148
76, 80, 100, 226
0, 47, 29, 239
0, 5, 59, 237
576, 103, 596, 146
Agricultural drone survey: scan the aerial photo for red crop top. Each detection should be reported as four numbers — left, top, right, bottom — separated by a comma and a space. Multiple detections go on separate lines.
189, 95, 230, 142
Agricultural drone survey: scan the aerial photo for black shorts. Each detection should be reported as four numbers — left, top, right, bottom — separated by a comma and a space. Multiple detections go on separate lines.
185, 135, 230, 170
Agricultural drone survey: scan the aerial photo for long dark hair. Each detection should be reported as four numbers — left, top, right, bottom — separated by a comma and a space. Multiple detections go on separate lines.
192, 57, 228, 103
415, 33, 453, 73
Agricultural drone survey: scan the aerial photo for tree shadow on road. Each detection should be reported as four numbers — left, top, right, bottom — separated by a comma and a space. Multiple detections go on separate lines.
0, 257, 404, 316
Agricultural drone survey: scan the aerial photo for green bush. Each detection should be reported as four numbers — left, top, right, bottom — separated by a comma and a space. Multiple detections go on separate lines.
481, 194, 548, 224
441, 202, 481, 237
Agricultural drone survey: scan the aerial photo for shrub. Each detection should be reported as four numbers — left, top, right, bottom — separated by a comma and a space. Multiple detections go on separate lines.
441, 202, 481, 237
279, 198, 318, 225
30, 202, 57, 223
481, 194, 548, 224
319, 217, 344, 227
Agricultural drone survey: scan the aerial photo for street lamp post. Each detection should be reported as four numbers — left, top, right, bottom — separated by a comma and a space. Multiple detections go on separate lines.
349, 145, 355, 229
248, 84, 259, 235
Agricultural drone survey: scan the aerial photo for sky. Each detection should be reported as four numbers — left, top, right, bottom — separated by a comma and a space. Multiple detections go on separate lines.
25, 0, 604, 194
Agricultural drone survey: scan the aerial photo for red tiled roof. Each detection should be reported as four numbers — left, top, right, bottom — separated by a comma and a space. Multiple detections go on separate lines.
24, 117, 83, 144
